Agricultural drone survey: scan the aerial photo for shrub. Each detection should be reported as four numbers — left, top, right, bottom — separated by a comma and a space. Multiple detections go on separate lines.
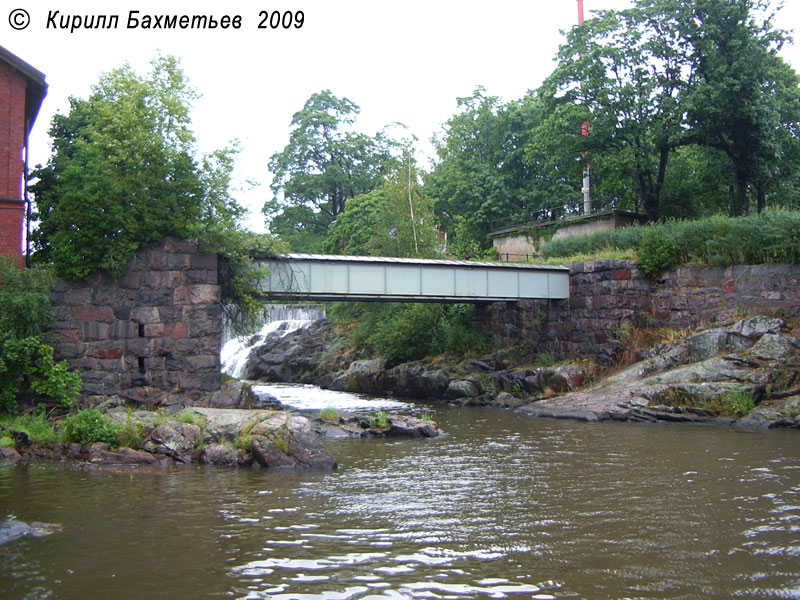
637, 227, 680, 277
539, 210, 800, 271
115, 419, 145, 449
720, 388, 756, 417
61, 408, 118, 446
0, 260, 82, 412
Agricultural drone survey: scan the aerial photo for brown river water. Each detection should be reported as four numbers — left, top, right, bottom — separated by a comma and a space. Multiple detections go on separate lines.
1, 387, 799, 600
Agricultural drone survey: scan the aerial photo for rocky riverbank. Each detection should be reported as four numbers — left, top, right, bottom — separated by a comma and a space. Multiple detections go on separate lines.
1, 402, 443, 469
243, 315, 800, 429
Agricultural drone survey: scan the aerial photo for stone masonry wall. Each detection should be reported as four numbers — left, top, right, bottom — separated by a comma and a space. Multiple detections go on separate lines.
49, 237, 222, 405
482, 260, 800, 365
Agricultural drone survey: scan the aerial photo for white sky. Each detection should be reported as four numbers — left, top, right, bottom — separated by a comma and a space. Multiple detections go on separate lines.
3, 0, 800, 233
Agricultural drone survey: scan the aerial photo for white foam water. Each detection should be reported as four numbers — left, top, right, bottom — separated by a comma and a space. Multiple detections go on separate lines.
220, 305, 326, 379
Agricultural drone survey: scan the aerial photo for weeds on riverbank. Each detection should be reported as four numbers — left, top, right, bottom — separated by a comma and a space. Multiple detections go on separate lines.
319, 407, 340, 423
0, 411, 57, 445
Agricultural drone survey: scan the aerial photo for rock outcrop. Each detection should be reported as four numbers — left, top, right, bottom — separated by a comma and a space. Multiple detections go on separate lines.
244, 319, 337, 383
517, 316, 800, 427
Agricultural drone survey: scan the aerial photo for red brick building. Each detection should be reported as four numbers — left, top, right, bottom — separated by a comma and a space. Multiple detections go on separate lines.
0, 45, 46, 264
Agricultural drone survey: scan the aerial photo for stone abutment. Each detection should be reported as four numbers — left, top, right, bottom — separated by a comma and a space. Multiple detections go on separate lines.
49, 237, 222, 405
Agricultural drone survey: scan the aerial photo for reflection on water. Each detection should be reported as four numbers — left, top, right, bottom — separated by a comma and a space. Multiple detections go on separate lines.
1, 390, 800, 600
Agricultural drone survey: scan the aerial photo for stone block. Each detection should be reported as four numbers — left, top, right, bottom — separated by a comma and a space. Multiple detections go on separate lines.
166, 253, 191, 270
162, 237, 199, 254
188, 319, 222, 338
58, 287, 93, 306
130, 307, 161, 324
186, 355, 220, 371
142, 270, 182, 289
117, 270, 141, 289
158, 306, 185, 322
611, 268, 632, 280
164, 322, 188, 339
143, 323, 165, 337
185, 269, 218, 285
113, 306, 132, 320
81, 322, 111, 341
186, 285, 220, 305
93, 287, 136, 307
178, 372, 221, 392
137, 289, 173, 306
190, 253, 217, 270
144, 357, 166, 371
109, 321, 140, 339
52, 329, 80, 344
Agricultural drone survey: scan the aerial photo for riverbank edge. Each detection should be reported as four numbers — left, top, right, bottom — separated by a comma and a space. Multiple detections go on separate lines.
243, 314, 800, 430
0, 402, 443, 469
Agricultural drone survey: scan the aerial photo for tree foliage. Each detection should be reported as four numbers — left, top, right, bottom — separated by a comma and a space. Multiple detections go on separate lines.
323, 161, 438, 258
427, 87, 567, 245
532, 0, 800, 220
30, 55, 274, 335
0, 260, 81, 412
265, 90, 398, 251
32, 55, 244, 279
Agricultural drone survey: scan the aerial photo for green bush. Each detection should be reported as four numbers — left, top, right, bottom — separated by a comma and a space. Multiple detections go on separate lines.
115, 419, 145, 449
61, 409, 118, 446
0, 260, 82, 412
637, 227, 680, 277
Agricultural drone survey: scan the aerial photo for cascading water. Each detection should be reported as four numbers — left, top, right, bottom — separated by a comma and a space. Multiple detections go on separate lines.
220, 304, 326, 379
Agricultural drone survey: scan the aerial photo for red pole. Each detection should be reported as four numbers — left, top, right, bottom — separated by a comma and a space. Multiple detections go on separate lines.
577, 0, 591, 214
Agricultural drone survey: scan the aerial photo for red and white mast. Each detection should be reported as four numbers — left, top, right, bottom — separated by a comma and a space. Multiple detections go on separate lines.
578, 0, 592, 214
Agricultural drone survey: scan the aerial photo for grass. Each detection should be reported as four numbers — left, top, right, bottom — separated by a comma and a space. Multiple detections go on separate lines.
270, 432, 291, 455
115, 418, 145, 449
233, 432, 252, 451
175, 408, 207, 428
0, 412, 57, 445
535, 248, 638, 265
319, 407, 341, 423
369, 410, 390, 429
720, 388, 756, 417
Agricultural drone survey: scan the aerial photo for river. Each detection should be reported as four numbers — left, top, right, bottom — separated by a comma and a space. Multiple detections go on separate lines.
2, 385, 799, 600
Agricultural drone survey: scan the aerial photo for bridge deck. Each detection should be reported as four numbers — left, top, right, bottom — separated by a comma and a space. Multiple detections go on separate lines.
255, 254, 569, 303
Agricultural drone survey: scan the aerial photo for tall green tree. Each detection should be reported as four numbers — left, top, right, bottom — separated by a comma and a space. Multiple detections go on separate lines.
265, 90, 398, 251
533, 3, 695, 221
534, 0, 800, 219
32, 55, 244, 279
427, 88, 562, 246
680, 0, 799, 214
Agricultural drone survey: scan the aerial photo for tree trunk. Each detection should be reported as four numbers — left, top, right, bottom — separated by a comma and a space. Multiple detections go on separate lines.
756, 182, 766, 214
736, 173, 749, 216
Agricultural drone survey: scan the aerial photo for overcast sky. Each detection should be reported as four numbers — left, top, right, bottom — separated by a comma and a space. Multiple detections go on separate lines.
4, 0, 800, 232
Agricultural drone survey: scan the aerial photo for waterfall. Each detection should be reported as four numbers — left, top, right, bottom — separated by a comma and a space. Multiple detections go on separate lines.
220, 304, 326, 379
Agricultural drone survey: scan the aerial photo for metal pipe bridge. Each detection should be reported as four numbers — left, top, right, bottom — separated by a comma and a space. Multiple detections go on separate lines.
255, 254, 569, 303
